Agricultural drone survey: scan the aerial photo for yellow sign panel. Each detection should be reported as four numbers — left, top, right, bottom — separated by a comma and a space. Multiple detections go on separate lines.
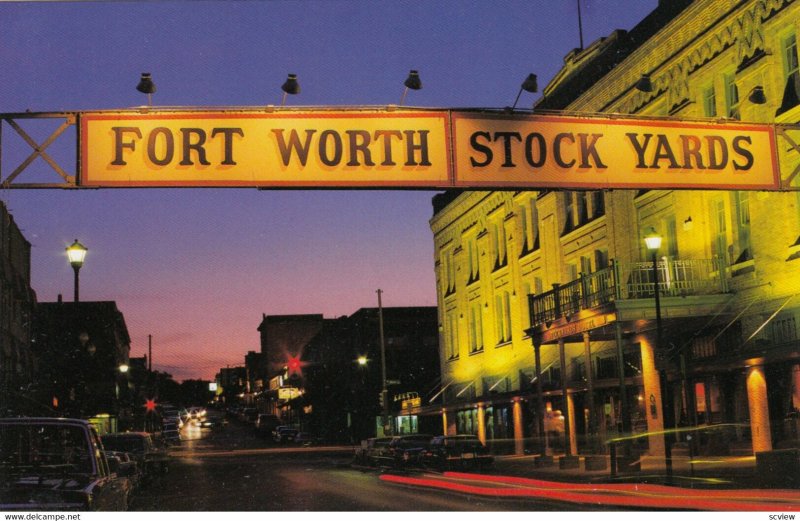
81, 111, 451, 187
80, 110, 781, 189
452, 113, 779, 190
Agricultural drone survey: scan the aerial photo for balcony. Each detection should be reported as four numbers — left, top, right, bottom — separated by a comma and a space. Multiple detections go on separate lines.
529, 258, 729, 329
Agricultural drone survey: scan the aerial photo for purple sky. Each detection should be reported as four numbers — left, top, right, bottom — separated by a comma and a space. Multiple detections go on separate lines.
0, 1, 657, 381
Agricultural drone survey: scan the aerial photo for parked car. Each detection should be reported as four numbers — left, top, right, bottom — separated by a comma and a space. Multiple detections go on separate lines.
377, 434, 434, 468
0, 417, 129, 511
239, 407, 258, 424
422, 435, 493, 471
100, 432, 169, 481
352, 437, 393, 467
272, 425, 298, 443
293, 432, 317, 446
255, 414, 281, 438
162, 427, 182, 444
105, 450, 142, 492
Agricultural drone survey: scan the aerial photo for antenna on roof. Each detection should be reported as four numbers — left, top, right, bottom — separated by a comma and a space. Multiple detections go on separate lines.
577, 0, 585, 50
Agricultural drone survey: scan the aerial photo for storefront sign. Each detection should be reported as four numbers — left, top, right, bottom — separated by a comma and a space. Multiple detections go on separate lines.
79, 109, 780, 189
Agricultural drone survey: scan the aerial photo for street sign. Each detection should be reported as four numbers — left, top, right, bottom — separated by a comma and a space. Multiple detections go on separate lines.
385, 379, 401, 385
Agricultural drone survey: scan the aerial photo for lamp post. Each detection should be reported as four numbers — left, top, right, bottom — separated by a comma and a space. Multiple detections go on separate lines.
66, 240, 88, 302
376, 289, 390, 435
644, 227, 673, 480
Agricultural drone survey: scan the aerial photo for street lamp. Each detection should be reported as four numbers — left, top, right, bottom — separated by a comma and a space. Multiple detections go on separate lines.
644, 227, 673, 480
357, 356, 368, 366
376, 289, 390, 435
66, 239, 88, 302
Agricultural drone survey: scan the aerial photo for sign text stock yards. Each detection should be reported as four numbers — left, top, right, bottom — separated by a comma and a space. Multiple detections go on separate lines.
80, 110, 780, 189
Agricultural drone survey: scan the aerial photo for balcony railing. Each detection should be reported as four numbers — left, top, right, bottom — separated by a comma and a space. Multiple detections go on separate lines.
529, 258, 728, 329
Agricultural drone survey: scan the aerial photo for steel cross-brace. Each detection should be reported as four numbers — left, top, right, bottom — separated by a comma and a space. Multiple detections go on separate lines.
0, 112, 78, 189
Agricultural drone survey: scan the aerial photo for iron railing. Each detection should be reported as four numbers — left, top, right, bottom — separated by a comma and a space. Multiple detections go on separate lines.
529, 258, 727, 329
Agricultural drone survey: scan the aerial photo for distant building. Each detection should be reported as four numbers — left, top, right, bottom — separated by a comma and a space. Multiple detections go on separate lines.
257, 314, 324, 377
215, 366, 246, 405
33, 300, 131, 432
0, 201, 37, 415
302, 307, 440, 442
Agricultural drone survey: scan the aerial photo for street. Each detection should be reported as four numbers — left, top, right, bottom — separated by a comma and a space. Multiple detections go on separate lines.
128, 416, 586, 511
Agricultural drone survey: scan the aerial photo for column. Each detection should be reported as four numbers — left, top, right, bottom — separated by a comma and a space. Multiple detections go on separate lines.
583, 331, 597, 452
640, 335, 665, 458
442, 408, 448, 436
477, 403, 486, 445
533, 342, 546, 453
567, 392, 578, 456
747, 365, 773, 453
558, 338, 572, 456
513, 397, 524, 455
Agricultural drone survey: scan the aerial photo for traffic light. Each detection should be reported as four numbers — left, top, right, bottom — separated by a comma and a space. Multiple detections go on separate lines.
378, 392, 384, 407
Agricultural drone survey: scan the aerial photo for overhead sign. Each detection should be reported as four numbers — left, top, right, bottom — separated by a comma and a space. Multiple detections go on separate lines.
452, 113, 778, 190
79, 109, 780, 190
81, 111, 450, 187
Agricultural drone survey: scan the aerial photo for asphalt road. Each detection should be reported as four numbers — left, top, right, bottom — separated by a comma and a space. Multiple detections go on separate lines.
128, 414, 582, 511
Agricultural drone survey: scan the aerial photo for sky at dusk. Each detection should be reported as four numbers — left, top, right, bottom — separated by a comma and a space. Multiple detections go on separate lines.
0, 1, 658, 381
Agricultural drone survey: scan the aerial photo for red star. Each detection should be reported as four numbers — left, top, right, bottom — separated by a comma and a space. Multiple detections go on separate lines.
145, 398, 157, 413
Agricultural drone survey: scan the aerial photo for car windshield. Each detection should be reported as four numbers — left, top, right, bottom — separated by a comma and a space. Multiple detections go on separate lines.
0, 424, 93, 475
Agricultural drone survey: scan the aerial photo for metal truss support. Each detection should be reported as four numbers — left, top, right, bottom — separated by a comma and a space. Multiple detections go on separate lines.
0, 112, 78, 189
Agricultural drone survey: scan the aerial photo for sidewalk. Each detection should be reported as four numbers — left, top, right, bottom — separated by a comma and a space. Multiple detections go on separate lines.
492, 453, 761, 488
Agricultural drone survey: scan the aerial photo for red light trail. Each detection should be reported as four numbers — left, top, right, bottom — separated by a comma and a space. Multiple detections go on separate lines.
379, 472, 800, 511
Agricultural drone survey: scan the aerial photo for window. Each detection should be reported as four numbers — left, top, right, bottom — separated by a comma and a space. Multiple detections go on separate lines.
709, 196, 728, 261
495, 291, 512, 344
590, 191, 605, 218
783, 32, 799, 80
576, 192, 588, 225
734, 191, 752, 262
466, 237, 479, 283
724, 73, 740, 119
703, 85, 717, 117
493, 221, 507, 269
446, 312, 459, 359
442, 249, 455, 295
519, 198, 540, 255
469, 301, 484, 353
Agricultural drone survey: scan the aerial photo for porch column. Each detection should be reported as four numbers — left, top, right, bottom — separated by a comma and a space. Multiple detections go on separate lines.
747, 365, 773, 453
640, 335, 666, 460
442, 408, 448, 436
567, 392, 578, 456
558, 338, 572, 456
533, 341, 546, 453
583, 331, 597, 452
477, 402, 486, 445
513, 397, 524, 455
614, 321, 630, 434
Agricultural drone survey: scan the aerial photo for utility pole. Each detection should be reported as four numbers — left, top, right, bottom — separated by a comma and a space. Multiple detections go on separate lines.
377, 289, 390, 435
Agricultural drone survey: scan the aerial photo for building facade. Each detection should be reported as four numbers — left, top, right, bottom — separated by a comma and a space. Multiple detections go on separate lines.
34, 300, 132, 431
430, 0, 800, 466
0, 201, 37, 415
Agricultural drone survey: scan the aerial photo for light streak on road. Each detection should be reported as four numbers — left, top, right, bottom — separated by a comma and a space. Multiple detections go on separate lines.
379, 471, 800, 511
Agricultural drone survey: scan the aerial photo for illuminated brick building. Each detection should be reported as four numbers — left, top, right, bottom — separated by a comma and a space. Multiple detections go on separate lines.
430, 0, 800, 468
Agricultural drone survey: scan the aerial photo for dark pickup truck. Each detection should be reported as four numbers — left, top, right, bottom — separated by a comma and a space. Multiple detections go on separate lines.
0, 417, 129, 511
